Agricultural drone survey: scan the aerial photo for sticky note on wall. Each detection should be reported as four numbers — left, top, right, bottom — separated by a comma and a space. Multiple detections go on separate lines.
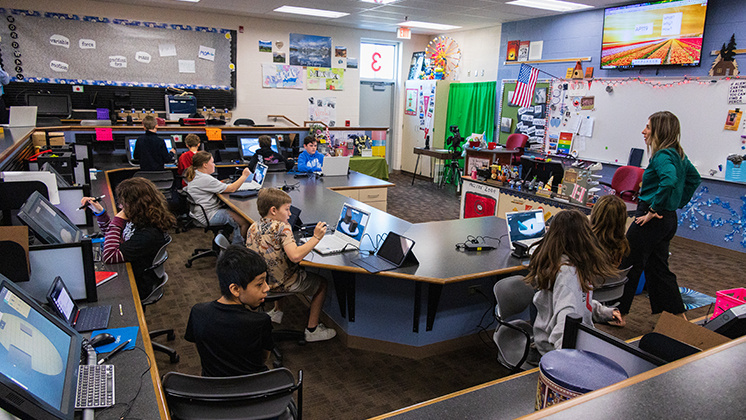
95, 127, 113, 141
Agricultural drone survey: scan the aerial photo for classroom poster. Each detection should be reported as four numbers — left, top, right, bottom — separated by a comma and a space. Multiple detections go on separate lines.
307, 67, 345, 90
558, 132, 574, 155
333, 47, 347, 69
405, 89, 417, 115
261, 64, 304, 89
308, 96, 337, 127
289, 33, 332, 67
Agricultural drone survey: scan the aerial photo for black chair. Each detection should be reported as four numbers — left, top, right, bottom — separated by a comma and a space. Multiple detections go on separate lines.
492, 275, 537, 372
141, 234, 179, 363
262, 293, 307, 368
0, 180, 49, 226
133, 170, 176, 202
594, 266, 633, 307
184, 190, 232, 268
0, 240, 29, 282
162, 368, 303, 420
233, 118, 255, 126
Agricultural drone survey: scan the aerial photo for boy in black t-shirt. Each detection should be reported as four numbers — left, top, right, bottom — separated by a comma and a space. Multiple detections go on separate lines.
185, 246, 274, 377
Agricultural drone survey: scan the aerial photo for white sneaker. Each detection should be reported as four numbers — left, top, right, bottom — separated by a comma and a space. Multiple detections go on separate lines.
304, 323, 337, 342
266, 308, 284, 324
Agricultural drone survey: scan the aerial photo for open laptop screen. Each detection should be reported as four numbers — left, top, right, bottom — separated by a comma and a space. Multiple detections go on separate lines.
506, 209, 546, 243
335, 204, 369, 242
128, 138, 172, 160
239, 137, 278, 160
251, 162, 268, 185
377, 232, 415, 266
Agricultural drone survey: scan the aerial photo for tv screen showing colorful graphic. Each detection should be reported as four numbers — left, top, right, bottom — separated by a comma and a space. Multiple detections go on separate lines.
601, 0, 708, 69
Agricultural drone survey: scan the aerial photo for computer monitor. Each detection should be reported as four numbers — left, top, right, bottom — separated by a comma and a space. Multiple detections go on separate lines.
127, 138, 173, 161
17, 191, 83, 244
238, 137, 278, 161
25, 93, 72, 118
1, 171, 60, 205
0, 275, 82, 420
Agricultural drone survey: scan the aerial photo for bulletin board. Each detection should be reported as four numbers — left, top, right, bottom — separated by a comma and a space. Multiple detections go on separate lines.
497, 79, 551, 147
0, 8, 235, 90
545, 77, 746, 181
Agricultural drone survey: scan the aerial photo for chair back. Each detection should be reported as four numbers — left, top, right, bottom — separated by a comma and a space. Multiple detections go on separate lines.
233, 118, 255, 126
214, 232, 230, 254
505, 133, 529, 164
493, 275, 536, 371
0, 181, 49, 225
593, 266, 632, 306
610, 166, 644, 203
133, 170, 176, 196
141, 234, 172, 306
493, 275, 534, 322
162, 368, 302, 420
0, 241, 29, 282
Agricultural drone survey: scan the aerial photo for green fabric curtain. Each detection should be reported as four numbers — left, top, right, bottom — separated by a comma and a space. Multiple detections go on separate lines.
445, 82, 496, 146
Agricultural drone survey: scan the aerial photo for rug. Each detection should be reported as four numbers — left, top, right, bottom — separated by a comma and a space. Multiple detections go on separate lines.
680, 287, 716, 311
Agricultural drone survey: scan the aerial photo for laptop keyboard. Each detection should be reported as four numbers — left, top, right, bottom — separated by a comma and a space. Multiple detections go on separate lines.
315, 235, 352, 254
75, 306, 111, 332
237, 182, 260, 191
75, 364, 115, 409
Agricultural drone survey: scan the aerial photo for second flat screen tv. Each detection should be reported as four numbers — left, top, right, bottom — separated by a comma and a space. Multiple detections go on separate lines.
601, 0, 708, 70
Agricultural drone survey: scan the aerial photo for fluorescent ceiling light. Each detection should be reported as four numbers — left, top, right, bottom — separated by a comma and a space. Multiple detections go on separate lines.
397, 21, 461, 31
506, 0, 592, 12
274, 5, 349, 18
360, 0, 399, 4
175, 0, 200, 2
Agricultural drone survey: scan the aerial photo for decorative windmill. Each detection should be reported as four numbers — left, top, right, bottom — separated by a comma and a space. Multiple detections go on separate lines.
425, 36, 462, 80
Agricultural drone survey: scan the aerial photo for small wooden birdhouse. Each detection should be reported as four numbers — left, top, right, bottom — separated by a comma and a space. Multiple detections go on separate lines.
572, 61, 584, 79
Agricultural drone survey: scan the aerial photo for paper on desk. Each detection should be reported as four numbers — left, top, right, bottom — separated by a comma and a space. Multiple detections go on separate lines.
179, 60, 196, 73
159, 43, 177, 57
578, 116, 594, 137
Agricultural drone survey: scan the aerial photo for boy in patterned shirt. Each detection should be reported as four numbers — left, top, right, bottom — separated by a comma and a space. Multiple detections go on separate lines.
246, 188, 336, 342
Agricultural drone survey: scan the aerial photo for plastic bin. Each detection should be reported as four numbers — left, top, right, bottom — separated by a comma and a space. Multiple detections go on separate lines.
711, 288, 746, 320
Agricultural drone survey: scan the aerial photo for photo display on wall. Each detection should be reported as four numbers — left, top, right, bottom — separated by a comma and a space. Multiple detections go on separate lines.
514, 103, 546, 149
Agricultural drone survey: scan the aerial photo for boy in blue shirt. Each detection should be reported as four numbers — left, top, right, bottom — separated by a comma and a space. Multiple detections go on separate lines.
297, 137, 325, 173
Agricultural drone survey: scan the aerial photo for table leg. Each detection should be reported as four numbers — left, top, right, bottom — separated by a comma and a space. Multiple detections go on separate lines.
426, 284, 443, 331
411, 154, 421, 185
332, 271, 355, 322
413, 282, 421, 332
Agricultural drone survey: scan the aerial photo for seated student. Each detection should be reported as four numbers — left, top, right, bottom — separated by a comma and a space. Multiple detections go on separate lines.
524, 210, 623, 356
248, 135, 294, 172
590, 194, 631, 267
133, 114, 176, 171
183, 151, 251, 245
177, 133, 201, 187
297, 137, 325, 173
246, 188, 336, 342
185, 245, 274, 377
81, 177, 175, 298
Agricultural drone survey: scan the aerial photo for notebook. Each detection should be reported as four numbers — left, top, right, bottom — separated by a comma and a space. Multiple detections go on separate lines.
505, 209, 546, 254
46, 276, 111, 332
303, 203, 370, 255
236, 162, 268, 191
351, 231, 416, 274
6, 106, 38, 127
321, 156, 351, 176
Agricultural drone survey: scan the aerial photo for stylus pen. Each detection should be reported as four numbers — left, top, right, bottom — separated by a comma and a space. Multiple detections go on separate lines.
97, 339, 131, 365
77, 195, 106, 211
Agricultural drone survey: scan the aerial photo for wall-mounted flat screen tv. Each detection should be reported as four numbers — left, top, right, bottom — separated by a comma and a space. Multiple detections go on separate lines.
601, 0, 708, 70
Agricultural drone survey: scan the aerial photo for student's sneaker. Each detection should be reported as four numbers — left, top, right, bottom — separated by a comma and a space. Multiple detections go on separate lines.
266, 308, 284, 324
304, 323, 337, 342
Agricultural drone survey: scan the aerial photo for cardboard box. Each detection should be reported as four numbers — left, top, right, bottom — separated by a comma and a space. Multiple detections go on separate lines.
653, 312, 730, 351
32, 131, 65, 147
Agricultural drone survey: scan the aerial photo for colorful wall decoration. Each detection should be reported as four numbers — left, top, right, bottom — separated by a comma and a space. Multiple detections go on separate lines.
307, 67, 344, 91
289, 33, 331, 67
261, 64, 303, 89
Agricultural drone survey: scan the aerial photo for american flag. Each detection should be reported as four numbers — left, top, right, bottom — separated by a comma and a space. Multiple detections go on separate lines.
511, 64, 539, 108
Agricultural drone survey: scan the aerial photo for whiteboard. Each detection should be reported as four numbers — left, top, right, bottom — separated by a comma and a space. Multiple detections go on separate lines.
545, 77, 746, 181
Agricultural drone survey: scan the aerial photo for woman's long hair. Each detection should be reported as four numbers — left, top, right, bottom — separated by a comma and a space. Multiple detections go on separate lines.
116, 177, 175, 231
648, 111, 685, 159
183, 151, 213, 182
590, 195, 630, 266
524, 210, 619, 293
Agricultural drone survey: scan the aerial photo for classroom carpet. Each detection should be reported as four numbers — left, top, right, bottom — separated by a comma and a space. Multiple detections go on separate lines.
143, 171, 744, 420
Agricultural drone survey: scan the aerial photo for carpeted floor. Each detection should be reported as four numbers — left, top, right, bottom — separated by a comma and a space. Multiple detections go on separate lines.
142, 171, 743, 419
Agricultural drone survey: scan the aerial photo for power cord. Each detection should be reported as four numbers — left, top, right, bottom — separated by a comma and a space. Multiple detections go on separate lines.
455, 234, 503, 251
96, 345, 151, 420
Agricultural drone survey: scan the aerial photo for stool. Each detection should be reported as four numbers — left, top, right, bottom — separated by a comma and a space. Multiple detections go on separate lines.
536, 349, 628, 410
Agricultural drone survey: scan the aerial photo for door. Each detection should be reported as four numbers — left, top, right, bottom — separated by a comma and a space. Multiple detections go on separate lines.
359, 81, 394, 166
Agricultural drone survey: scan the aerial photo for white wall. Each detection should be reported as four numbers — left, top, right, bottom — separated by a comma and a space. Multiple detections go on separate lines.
448, 26, 502, 82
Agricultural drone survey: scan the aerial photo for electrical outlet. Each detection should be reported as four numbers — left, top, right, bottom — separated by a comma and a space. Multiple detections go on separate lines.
468, 285, 480, 295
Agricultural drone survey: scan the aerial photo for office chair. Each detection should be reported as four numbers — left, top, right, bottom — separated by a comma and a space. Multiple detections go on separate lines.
133, 170, 176, 202
599, 166, 644, 204
0, 241, 29, 282
183, 191, 233, 268
505, 133, 529, 165
233, 118, 256, 126
492, 275, 537, 372
593, 266, 632, 307
262, 292, 307, 368
141, 234, 180, 363
162, 368, 303, 420
0, 180, 49, 226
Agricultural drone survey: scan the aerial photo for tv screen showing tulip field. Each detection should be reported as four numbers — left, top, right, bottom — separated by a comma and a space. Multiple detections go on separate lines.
601, 0, 708, 69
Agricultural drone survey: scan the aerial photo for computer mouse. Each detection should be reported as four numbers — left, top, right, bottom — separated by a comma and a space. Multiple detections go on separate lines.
89, 333, 115, 348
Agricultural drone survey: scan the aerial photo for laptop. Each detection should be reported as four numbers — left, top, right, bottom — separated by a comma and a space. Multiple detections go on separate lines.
6, 106, 38, 127
236, 162, 268, 191
505, 209, 546, 255
303, 203, 370, 255
238, 137, 279, 162
351, 232, 416, 274
46, 276, 111, 332
322, 156, 351, 176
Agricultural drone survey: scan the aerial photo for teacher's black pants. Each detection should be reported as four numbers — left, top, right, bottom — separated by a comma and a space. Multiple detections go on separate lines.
617, 202, 685, 315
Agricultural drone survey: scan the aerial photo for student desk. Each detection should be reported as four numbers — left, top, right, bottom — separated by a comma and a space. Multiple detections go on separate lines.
221, 171, 527, 357
463, 146, 520, 172
411, 147, 454, 186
